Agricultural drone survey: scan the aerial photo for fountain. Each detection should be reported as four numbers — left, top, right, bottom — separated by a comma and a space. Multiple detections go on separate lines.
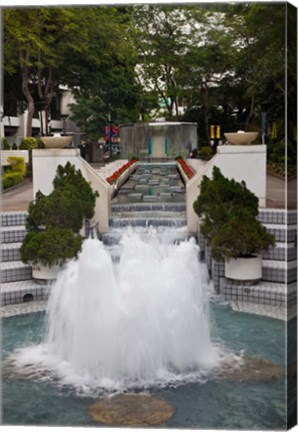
12, 230, 223, 393
2, 162, 288, 428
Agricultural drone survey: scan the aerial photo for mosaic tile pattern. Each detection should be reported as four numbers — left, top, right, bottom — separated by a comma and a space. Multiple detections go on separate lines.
1, 261, 32, 283
262, 260, 297, 284
230, 301, 296, 321
1, 211, 28, 227
258, 209, 287, 224
263, 224, 297, 243
222, 282, 287, 307
1, 280, 51, 306
262, 242, 297, 261
1, 300, 48, 318
1, 226, 26, 244
1, 242, 22, 262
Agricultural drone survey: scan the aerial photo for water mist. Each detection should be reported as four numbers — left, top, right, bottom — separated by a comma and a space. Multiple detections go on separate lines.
14, 229, 224, 393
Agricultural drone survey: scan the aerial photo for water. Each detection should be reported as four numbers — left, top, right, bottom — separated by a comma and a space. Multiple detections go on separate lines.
4, 231, 224, 393
2, 293, 287, 428
112, 162, 185, 204
1, 162, 289, 428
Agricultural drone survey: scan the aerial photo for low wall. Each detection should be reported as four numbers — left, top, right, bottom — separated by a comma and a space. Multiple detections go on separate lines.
32, 149, 110, 233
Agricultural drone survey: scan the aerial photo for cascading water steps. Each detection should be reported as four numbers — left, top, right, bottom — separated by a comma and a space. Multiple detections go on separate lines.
103, 162, 193, 262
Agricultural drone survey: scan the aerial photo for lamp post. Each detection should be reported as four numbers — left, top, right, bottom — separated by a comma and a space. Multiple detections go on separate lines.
108, 112, 112, 158
0, 105, 4, 141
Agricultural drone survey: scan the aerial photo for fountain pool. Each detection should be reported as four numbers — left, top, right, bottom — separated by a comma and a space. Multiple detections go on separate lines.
2, 230, 289, 429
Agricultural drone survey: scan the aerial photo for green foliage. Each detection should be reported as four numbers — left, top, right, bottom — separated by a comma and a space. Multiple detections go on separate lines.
1, 138, 10, 150
21, 162, 99, 267
193, 166, 275, 260
198, 146, 213, 161
2, 172, 24, 189
12, 143, 18, 150
19, 137, 38, 151
20, 228, 82, 266
26, 189, 85, 233
7, 156, 26, 176
53, 162, 99, 220
2, 156, 26, 189
267, 139, 297, 178
36, 138, 45, 149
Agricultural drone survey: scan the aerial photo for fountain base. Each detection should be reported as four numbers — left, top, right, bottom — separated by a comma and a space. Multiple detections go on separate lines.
89, 394, 175, 426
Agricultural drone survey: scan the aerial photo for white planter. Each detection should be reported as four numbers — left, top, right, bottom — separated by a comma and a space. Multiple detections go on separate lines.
32, 263, 61, 280
225, 255, 262, 282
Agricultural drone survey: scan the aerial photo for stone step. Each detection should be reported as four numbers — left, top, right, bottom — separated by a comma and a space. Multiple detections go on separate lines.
111, 203, 186, 212
1, 260, 32, 283
111, 211, 186, 220
109, 217, 187, 228
1, 280, 51, 306
229, 301, 296, 321
262, 242, 297, 262
101, 228, 193, 246
261, 259, 297, 283
1, 226, 27, 244
1, 242, 22, 262
1, 211, 27, 227
222, 281, 296, 309
263, 223, 296, 243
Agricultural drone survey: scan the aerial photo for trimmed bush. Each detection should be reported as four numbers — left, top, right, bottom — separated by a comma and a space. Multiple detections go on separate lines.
193, 166, 275, 260
19, 137, 39, 151
26, 189, 85, 233
20, 228, 82, 267
198, 146, 213, 161
2, 172, 24, 189
21, 162, 99, 268
1, 138, 10, 150
53, 162, 99, 219
7, 156, 26, 177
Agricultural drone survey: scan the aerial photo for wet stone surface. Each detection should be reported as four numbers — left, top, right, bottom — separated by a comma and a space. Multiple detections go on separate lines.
89, 394, 175, 426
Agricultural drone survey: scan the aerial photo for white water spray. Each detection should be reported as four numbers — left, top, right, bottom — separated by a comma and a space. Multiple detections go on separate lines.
14, 229, 224, 392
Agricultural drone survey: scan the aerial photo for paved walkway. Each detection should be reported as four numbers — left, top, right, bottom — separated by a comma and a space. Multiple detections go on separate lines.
1, 174, 296, 212
2, 180, 33, 212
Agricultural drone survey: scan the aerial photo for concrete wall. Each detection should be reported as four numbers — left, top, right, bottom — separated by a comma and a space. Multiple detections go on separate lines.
119, 122, 197, 159
186, 144, 267, 233
32, 149, 110, 233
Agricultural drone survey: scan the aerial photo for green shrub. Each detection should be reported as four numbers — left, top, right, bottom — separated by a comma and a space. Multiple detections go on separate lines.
20, 228, 82, 266
26, 188, 85, 233
21, 162, 99, 268
7, 156, 26, 176
1, 138, 10, 150
2, 172, 24, 189
12, 143, 18, 150
19, 137, 39, 151
193, 166, 275, 260
53, 162, 99, 220
36, 138, 45, 149
198, 146, 213, 161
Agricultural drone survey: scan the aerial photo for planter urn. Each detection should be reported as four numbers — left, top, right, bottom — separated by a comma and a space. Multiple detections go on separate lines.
32, 263, 62, 280
225, 255, 262, 282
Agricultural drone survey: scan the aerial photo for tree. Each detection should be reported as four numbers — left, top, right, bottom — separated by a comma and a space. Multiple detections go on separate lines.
132, 5, 192, 120
4, 7, 93, 136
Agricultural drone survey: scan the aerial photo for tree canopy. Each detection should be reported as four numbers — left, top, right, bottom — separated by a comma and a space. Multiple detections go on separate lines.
3, 3, 292, 149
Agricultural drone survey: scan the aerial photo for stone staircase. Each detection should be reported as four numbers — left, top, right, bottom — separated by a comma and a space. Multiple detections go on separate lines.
201, 209, 297, 320
1, 211, 51, 306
